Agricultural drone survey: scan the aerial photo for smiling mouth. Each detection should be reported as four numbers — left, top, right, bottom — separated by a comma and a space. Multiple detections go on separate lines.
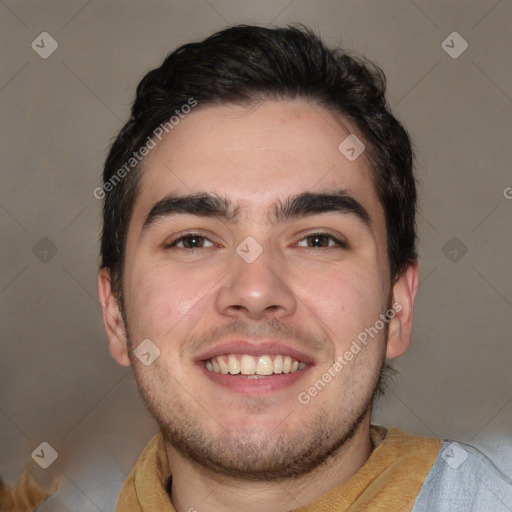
204, 354, 307, 377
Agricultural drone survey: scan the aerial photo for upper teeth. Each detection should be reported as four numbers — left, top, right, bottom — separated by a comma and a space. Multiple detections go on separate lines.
205, 354, 306, 376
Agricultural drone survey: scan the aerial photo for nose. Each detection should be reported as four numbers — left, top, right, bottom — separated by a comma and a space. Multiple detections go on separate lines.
215, 241, 297, 321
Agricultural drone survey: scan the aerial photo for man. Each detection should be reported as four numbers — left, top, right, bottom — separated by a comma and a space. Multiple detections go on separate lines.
97, 25, 512, 511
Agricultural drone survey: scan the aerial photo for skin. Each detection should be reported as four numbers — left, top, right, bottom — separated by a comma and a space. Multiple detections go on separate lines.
98, 99, 419, 512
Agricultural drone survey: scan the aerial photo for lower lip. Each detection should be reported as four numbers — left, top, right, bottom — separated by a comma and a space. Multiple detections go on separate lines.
198, 363, 312, 395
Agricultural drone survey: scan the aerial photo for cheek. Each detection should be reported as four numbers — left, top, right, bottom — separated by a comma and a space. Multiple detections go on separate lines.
124, 259, 219, 341
298, 263, 386, 348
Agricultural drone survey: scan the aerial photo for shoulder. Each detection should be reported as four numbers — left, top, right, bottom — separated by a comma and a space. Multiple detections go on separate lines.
115, 430, 168, 512
412, 439, 512, 512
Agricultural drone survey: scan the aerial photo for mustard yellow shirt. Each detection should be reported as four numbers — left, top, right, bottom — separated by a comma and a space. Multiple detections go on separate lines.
115, 424, 442, 511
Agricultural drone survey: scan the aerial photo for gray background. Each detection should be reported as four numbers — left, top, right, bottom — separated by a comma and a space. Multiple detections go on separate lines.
1, 0, 511, 510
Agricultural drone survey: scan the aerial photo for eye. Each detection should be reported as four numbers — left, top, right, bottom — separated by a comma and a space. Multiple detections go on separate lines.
166, 233, 215, 249
296, 232, 347, 249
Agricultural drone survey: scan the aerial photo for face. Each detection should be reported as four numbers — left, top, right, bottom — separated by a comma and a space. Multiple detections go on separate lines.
100, 99, 414, 480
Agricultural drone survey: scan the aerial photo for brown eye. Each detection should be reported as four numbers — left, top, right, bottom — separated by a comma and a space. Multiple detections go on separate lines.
297, 232, 346, 249
166, 233, 214, 249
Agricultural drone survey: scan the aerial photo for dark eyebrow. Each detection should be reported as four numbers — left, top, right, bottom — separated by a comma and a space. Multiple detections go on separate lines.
142, 193, 240, 233
271, 189, 371, 228
141, 189, 371, 233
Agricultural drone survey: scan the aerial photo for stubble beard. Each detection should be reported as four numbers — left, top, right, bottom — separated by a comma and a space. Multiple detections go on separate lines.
129, 342, 387, 482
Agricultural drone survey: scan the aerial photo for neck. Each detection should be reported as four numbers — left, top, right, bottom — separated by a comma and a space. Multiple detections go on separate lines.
165, 413, 374, 512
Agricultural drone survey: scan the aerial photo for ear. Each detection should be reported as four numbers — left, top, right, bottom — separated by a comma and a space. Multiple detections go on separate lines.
386, 261, 419, 359
98, 268, 131, 367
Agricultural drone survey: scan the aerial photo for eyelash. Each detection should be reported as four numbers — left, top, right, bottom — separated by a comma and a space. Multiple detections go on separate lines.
165, 232, 348, 250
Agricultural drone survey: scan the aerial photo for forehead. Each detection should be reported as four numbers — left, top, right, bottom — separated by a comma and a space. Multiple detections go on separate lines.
132, 99, 384, 231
